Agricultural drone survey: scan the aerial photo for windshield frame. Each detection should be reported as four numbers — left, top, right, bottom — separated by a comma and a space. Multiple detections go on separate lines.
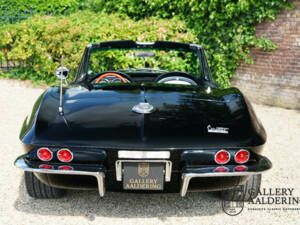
75, 40, 212, 83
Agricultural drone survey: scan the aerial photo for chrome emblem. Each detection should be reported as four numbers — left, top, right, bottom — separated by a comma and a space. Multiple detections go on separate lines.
138, 163, 149, 177
132, 102, 154, 114
207, 125, 229, 134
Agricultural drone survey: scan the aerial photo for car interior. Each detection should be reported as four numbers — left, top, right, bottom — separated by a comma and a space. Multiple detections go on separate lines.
90, 71, 200, 86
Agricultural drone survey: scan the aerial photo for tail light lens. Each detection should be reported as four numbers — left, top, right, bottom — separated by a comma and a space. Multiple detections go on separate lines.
39, 164, 53, 169
234, 165, 248, 172
58, 165, 73, 170
37, 148, 53, 161
57, 148, 73, 162
235, 149, 250, 164
215, 150, 230, 164
214, 166, 229, 172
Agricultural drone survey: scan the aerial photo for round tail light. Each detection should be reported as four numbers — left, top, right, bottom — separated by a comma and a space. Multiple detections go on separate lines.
39, 164, 53, 169
215, 150, 230, 164
235, 149, 250, 164
234, 165, 248, 172
58, 165, 73, 170
214, 166, 229, 172
37, 148, 53, 161
57, 148, 73, 162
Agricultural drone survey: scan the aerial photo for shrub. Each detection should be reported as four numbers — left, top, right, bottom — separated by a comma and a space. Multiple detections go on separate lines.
0, 0, 81, 26
88, 0, 293, 87
0, 0, 80, 13
0, 11, 197, 85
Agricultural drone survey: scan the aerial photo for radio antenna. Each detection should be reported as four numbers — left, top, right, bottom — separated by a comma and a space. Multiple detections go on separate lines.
58, 55, 64, 115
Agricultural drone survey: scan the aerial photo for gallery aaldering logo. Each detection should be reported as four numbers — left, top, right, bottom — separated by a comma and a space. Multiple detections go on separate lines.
137, 163, 150, 177
222, 186, 300, 216
222, 185, 245, 216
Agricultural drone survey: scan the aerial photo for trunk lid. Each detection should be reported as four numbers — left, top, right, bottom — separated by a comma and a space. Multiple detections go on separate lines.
26, 85, 263, 149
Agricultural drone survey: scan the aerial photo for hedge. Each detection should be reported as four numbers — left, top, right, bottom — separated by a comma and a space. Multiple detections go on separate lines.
0, 11, 197, 85
0, 0, 82, 26
0, 0, 80, 13
90, 0, 293, 87
0, 1, 293, 87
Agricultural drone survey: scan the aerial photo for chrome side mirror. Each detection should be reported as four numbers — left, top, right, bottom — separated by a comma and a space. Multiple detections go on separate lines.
56, 66, 69, 80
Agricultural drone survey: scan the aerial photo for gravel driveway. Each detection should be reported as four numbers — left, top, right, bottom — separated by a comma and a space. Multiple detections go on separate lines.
0, 79, 299, 225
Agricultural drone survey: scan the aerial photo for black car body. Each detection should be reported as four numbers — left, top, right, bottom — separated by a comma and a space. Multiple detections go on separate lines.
15, 40, 271, 199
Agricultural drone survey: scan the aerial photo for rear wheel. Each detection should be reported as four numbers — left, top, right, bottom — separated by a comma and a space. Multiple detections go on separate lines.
220, 174, 261, 201
25, 172, 66, 198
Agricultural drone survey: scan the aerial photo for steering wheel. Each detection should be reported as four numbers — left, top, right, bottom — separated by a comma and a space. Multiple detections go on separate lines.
155, 72, 199, 86
94, 72, 129, 83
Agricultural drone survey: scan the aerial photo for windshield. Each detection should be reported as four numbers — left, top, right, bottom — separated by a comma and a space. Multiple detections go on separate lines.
88, 48, 201, 76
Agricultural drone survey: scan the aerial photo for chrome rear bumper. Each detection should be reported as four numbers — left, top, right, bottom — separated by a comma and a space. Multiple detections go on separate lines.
15, 155, 271, 197
14, 157, 105, 197
180, 155, 272, 196
181, 169, 268, 197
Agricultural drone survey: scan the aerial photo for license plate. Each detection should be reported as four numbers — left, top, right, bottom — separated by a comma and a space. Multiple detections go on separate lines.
123, 162, 164, 190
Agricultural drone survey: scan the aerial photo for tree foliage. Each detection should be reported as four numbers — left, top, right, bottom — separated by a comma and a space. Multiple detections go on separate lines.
0, 0, 293, 86
89, 0, 292, 86
0, 11, 196, 84
0, 0, 80, 13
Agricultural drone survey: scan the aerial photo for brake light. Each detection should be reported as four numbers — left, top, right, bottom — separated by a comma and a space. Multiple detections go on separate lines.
39, 164, 53, 169
215, 150, 230, 164
37, 148, 53, 161
57, 148, 73, 162
58, 165, 73, 170
235, 149, 250, 164
214, 166, 229, 172
234, 165, 248, 172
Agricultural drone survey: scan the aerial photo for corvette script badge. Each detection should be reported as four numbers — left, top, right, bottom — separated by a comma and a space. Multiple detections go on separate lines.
132, 102, 154, 114
207, 125, 229, 134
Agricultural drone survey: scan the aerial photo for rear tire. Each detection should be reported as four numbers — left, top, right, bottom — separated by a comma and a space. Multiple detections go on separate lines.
220, 174, 261, 201
25, 172, 66, 198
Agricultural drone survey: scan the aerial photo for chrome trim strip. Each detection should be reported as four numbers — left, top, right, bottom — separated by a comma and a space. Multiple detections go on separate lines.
180, 169, 270, 197
115, 160, 172, 182
118, 151, 170, 159
14, 157, 105, 197
136, 41, 154, 45
190, 43, 202, 48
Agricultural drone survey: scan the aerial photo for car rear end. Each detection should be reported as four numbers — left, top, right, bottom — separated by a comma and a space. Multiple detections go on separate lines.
15, 144, 271, 197
15, 79, 272, 198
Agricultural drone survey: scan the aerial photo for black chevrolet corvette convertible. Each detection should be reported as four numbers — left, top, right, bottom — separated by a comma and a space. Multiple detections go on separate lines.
15, 40, 271, 201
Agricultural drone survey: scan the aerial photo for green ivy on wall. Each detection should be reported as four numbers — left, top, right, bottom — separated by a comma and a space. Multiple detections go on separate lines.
92, 0, 293, 87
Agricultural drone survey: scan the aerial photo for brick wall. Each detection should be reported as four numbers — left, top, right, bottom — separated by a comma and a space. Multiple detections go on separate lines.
232, 1, 300, 109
